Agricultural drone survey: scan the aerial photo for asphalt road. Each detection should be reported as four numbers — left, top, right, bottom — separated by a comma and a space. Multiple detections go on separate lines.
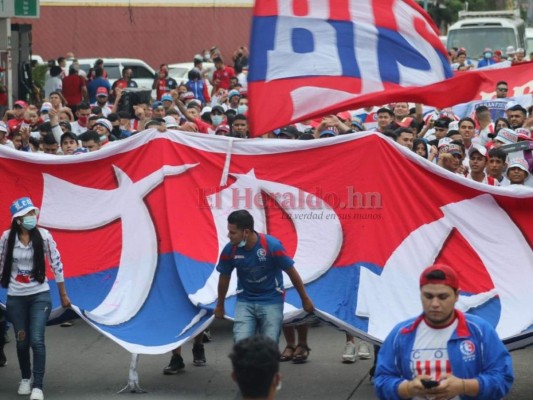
0, 319, 531, 399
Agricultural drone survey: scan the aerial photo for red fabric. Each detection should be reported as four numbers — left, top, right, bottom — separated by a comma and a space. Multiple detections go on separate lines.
62, 75, 86, 107
213, 66, 236, 91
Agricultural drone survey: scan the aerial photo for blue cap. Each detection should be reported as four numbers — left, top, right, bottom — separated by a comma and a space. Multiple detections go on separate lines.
152, 101, 163, 110
10, 197, 39, 220
161, 94, 173, 102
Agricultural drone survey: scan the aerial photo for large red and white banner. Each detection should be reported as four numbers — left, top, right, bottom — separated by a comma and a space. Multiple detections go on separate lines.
0, 131, 532, 353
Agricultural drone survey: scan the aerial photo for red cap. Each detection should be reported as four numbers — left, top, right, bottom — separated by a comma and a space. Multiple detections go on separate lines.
336, 111, 352, 122
96, 87, 109, 96
420, 264, 459, 290
14, 100, 28, 108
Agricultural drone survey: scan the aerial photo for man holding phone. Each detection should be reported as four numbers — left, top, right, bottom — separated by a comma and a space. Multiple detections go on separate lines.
374, 264, 513, 400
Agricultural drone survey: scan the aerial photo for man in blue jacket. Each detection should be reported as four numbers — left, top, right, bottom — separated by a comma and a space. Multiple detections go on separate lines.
374, 264, 513, 399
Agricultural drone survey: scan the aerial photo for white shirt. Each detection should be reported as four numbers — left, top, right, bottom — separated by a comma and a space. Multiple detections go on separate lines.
411, 319, 459, 400
71, 121, 88, 135
0, 227, 64, 296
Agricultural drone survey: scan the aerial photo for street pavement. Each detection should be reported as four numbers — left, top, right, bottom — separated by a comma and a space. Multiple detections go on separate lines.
0, 318, 531, 399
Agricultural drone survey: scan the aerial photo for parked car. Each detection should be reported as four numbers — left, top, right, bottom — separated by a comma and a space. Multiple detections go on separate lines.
66, 58, 156, 94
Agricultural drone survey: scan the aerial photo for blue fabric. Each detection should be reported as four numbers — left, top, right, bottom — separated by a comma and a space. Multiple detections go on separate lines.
87, 78, 111, 103
186, 80, 206, 104
216, 233, 294, 304
6, 291, 52, 389
374, 313, 514, 400
233, 301, 283, 343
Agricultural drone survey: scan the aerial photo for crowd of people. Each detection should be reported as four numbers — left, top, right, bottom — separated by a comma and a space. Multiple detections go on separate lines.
0, 41, 531, 400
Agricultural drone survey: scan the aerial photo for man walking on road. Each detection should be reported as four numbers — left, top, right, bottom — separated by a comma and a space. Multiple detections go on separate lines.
214, 210, 314, 343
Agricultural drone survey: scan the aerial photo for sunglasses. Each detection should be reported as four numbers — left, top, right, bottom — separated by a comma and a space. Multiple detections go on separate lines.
497, 87, 508, 91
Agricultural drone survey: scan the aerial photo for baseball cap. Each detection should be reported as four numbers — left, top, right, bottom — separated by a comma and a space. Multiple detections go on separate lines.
40, 102, 52, 112
507, 158, 530, 176
438, 137, 453, 148
506, 46, 515, 56
96, 87, 108, 97
215, 124, 230, 135
277, 125, 299, 139
10, 197, 39, 220
179, 91, 195, 101
495, 128, 518, 145
163, 116, 178, 128
161, 94, 173, 102
351, 116, 364, 131
228, 90, 241, 100
467, 144, 488, 158
420, 264, 459, 290
151, 101, 164, 110
94, 118, 112, 132
187, 99, 202, 109
336, 111, 352, 122
14, 100, 28, 109
319, 126, 339, 137
211, 105, 225, 114
0, 121, 7, 133
201, 106, 212, 115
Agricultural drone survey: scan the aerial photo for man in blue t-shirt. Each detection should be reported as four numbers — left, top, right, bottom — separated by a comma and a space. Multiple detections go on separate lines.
214, 210, 314, 343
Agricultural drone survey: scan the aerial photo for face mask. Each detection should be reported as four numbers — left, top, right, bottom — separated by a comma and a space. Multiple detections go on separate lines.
211, 115, 223, 126
484, 52, 492, 59
78, 116, 88, 125
237, 105, 248, 114
21, 215, 37, 230
237, 232, 248, 248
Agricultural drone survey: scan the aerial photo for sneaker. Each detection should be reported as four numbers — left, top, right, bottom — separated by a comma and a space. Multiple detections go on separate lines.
342, 341, 356, 363
163, 354, 185, 375
357, 342, 372, 360
0, 347, 6, 367
202, 329, 212, 343
18, 379, 32, 395
192, 343, 206, 366
30, 388, 44, 400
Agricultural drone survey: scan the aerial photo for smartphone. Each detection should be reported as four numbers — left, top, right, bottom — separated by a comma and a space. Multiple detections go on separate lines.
421, 379, 439, 389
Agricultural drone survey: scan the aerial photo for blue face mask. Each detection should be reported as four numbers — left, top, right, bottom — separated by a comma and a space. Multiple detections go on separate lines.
237, 105, 248, 115
211, 115, 223, 127
21, 215, 37, 230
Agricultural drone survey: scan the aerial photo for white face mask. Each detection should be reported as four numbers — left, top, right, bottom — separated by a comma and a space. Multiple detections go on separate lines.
237, 232, 248, 248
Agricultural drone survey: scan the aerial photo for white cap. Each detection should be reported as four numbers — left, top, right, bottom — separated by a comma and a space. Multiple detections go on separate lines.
448, 121, 459, 131
467, 144, 488, 158
163, 116, 178, 128
507, 158, 530, 176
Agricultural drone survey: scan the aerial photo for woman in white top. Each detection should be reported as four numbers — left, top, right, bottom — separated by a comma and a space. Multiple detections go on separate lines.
0, 197, 71, 400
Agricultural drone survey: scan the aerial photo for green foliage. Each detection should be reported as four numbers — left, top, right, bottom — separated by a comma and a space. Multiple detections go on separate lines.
32, 64, 47, 90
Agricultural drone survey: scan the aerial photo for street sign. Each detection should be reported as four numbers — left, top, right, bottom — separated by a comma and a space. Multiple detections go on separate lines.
15, 0, 40, 18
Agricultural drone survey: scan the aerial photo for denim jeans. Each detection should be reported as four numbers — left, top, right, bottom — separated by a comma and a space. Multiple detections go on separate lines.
233, 301, 283, 344
6, 291, 52, 389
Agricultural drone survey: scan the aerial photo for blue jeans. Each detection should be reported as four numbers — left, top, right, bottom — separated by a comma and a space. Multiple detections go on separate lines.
233, 301, 283, 344
6, 291, 52, 389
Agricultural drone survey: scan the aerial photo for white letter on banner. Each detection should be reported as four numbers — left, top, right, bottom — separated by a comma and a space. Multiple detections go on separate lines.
349, 0, 384, 93
393, 1, 446, 85
266, 0, 342, 81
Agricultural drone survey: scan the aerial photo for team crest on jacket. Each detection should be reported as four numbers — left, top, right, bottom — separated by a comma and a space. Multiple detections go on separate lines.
257, 248, 267, 262
460, 340, 476, 361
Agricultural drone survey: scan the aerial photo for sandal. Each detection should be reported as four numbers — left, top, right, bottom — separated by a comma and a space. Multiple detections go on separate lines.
279, 345, 295, 362
292, 344, 311, 364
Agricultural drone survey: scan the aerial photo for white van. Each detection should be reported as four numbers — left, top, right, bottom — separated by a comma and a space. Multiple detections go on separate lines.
526, 28, 533, 54
447, 10, 525, 59
67, 58, 155, 93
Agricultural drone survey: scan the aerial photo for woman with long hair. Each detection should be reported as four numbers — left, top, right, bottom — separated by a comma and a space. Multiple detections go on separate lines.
0, 197, 70, 400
